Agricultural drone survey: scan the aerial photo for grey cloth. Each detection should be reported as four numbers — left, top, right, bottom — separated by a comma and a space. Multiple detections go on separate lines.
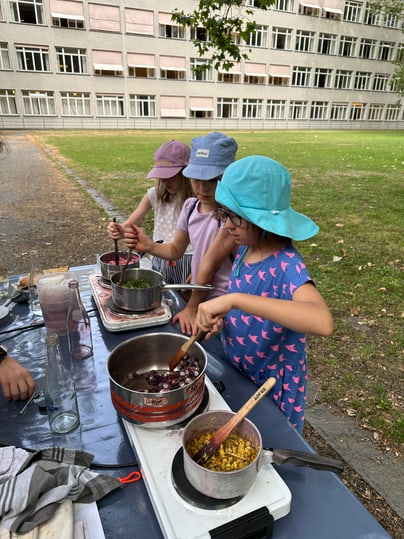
0, 446, 121, 534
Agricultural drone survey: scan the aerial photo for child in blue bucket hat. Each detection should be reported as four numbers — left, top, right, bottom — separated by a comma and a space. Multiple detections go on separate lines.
195, 156, 333, 432
125, 132, 238, 332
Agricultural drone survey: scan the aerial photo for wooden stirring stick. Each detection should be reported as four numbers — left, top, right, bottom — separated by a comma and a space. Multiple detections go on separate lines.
168, 330, 206, 371
192, 376, 277, 466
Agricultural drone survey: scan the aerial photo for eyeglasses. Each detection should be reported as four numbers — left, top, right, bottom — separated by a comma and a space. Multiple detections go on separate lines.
216, 207, 243, 227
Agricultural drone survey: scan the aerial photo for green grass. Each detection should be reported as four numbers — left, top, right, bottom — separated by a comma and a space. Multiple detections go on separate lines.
35, 129, 404, 450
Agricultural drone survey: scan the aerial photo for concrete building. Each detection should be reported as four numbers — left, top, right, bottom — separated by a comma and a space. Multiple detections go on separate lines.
1, 0, 403, 130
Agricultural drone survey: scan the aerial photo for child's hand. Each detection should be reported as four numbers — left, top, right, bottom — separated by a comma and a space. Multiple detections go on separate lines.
196, 297, 227, 334
107, 221, 123, 240
124, 224, 152, 252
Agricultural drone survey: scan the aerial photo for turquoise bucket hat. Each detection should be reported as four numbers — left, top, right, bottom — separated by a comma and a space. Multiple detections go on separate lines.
215, 155, 319, 241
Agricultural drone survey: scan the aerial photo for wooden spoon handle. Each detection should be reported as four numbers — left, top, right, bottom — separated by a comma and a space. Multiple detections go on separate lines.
168, 330, 205, 371
194, 377, 276, 465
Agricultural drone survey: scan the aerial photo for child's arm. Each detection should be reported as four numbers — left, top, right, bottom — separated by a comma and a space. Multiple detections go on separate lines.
124, 224, 189, 261
107, 192, 152, 240
172, 229, 236, 334
196, 283, 333, 337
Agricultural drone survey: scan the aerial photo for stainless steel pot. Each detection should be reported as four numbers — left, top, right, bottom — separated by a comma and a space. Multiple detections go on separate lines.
99, 250, 139, 282
107, 332, 207, 428
182, 410, 344, 499
110, 268, 213, 312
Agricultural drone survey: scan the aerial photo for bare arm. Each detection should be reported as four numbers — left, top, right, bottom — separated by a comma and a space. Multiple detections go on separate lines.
107, 192, 152, 240
172, 229, 236, 334
124, 224, 190, 261
196, 282, 333, 337
0, 355, 36, 401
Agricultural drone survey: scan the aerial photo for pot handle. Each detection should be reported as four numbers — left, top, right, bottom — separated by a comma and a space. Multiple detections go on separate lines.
262, 448, 344, 474
163, 284, 214, 291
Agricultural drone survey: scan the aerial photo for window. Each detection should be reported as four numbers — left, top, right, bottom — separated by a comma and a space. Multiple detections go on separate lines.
385, 105, 400, 121
378, 42, 394, 62
242, 98, 263, 119
247, 25, 268, 48
0, 89, 17, 114
343, 1, 361, 23
50, 0, 84, 29
160, 56, 186, 80
56, 47, 87, 74
368, 104, 384, 120
93, 50, 123, 76
359, 39, 376, 59
335, 70, 352, 89
88, 4, 120, 32
16, 45, 49, 71
330, 102, 348, 120
129, 94, 156, 117
364, 7, 380, 26
96, 95, 124, 116
289, 100, 308, 119
160, 95, 186, 117
350, 103, 365, 120
373, 73, 389, 92
317, 33, 337, 55
218, 64, 241, 83
272, 27, 292, 50
61, 92, 91, 115
266, 99, 286, 119
125, 8, 154, 35
10, 0, 43, 24
268, 64, 290, 85
0, 43, 10, 70
127, 53, 156, 78
292, 66, 311, 86
339, 36, 356, 57
244, 62, 267, 85
217, 97, 238, 118
295, 30, 315, 52
314, 68, 332, 88
322, 0, 343, 20
383, 14, 398, 29
159, 12, 185, 39
246, 0, 268, 7
310, 101, 328, 119
354, 72, 371, 90
274, 0, 295, 12
189, 96, 214, 118
299, 2, 321, 17
22, 90, 55, 115
190, 58, 212, 81
190, 27, 209, 41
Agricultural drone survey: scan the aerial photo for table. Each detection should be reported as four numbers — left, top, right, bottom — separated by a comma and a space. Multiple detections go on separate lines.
0, 266, 391, 539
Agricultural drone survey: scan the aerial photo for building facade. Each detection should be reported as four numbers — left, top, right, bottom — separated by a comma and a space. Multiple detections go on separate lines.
1, 0, 403, 130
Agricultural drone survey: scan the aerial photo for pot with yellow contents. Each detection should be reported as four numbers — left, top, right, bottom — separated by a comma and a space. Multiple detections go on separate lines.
182, 410, 344, 499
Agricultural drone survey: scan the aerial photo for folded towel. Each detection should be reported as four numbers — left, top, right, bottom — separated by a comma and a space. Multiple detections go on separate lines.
0, 447, 120, 534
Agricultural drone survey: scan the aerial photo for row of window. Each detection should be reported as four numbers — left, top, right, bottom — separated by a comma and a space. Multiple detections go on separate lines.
0, 42, 397, 92
3, 0, 402, 33
1, 90, 402, 122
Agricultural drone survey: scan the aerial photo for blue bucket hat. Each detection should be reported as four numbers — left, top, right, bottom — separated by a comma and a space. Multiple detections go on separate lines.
215, 156, 319, 241
182, 131, 238, 181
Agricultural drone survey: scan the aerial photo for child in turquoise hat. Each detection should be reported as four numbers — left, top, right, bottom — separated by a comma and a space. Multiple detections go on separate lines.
195, 156, 333, 432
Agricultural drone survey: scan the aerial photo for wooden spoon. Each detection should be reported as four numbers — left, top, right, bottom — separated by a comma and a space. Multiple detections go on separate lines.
118, 249, 132, 286
192, 376, 277, 466
168, 330, 206, 371
112, 217, 120, 266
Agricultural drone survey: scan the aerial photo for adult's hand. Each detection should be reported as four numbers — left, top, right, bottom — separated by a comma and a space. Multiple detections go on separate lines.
0, 355, 36, 401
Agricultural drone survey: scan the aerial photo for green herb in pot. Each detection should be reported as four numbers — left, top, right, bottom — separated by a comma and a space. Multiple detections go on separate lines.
122, 278, 151, 289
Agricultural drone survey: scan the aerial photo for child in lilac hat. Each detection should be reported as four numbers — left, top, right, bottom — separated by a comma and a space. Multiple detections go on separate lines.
124, 132, 238, 333
108, 140, 193, 283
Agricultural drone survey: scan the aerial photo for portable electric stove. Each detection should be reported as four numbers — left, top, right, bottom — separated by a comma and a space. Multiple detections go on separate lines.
89, 273, 171, 332
123, 376, 291, 539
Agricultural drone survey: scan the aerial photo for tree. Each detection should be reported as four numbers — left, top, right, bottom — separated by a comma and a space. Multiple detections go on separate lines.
171, 1, 274, 74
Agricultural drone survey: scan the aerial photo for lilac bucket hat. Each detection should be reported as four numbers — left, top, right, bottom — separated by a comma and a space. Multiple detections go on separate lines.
182, 131, 238, 180
147, 140, 191, 179
215, 156, 319, 241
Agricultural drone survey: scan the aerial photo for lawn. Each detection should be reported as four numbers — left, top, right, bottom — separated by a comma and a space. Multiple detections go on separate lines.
35, 129, 404, 452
